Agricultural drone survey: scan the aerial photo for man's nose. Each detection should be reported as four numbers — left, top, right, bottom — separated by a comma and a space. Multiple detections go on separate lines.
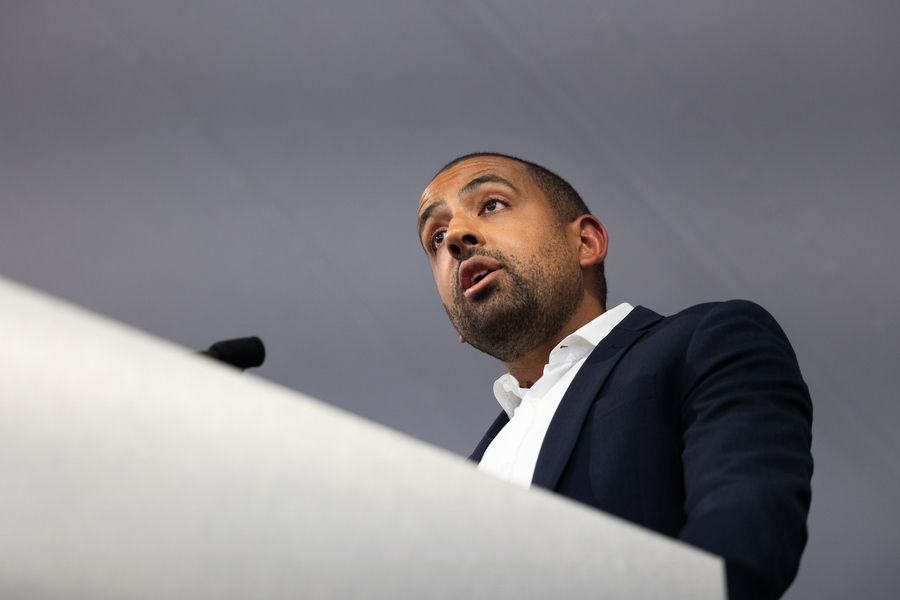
444, 217, 482, 259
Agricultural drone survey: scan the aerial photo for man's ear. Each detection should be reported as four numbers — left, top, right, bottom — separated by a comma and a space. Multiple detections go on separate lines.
571, 215, 608, 268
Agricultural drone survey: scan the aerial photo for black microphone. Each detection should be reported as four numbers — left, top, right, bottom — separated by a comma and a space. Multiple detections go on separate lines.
198, 336, 266, 370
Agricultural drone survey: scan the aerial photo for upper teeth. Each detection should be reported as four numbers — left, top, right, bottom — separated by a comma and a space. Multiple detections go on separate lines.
472, 270, 489, 284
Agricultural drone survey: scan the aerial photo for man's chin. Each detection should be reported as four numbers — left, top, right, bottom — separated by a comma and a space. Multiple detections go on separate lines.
450, 303, 518, 341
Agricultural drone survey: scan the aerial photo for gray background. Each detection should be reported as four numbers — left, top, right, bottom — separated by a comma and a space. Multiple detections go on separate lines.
1, 1, 897, 598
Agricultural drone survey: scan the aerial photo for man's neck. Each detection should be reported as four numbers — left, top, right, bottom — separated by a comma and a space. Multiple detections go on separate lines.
502, 300, 605, 388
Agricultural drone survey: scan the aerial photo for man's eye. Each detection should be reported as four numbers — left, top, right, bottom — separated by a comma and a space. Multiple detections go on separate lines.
432, 231, 445, 249
485, 199, 503, 212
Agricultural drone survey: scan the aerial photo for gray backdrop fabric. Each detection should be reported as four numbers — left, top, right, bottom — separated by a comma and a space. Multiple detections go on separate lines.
1, 1, 898, 598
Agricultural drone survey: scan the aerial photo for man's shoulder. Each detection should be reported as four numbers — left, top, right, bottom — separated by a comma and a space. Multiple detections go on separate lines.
665, 299, 771, 319
638, 299, 781, 331
620, 300, 792, 361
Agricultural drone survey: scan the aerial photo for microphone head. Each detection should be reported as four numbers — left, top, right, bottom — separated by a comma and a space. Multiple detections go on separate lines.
200, 336, 266, 370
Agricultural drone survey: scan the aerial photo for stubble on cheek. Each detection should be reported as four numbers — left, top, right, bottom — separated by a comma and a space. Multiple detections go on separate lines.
439, 236, 584, 364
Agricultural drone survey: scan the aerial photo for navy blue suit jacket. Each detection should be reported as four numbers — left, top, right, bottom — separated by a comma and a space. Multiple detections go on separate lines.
470, 301, 813, 600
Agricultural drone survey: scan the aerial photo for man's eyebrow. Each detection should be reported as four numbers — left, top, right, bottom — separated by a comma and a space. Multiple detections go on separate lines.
417, 199, 446, 240
459, 174, 519, 197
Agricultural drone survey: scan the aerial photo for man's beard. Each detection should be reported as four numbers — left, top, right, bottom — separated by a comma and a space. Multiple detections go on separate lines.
442, 243, 584, 363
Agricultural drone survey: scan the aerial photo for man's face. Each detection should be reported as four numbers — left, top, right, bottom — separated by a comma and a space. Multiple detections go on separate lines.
416, 156, 585, 362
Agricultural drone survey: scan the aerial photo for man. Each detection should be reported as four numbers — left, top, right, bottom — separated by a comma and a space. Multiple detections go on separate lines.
416, 153, 813, 600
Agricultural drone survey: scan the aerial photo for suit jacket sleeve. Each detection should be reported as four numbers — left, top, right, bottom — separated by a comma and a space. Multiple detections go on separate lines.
677, 301, 813, 600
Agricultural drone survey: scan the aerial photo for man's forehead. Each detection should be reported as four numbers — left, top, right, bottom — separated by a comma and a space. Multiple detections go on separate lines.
417, 156, 528, 213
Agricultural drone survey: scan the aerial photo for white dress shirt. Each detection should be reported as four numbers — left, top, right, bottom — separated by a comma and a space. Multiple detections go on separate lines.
477, 303, 634, 488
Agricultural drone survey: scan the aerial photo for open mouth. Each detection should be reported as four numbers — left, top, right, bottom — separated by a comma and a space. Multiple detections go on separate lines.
460, 257, 503, 298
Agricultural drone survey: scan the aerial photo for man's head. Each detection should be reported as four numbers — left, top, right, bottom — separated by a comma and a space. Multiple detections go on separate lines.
416, 153, 608, 364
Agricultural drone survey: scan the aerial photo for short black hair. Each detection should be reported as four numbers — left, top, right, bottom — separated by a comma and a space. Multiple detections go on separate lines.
434, 152, 607, 309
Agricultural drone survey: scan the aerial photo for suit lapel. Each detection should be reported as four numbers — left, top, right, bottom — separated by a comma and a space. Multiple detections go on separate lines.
530, 306, 663, 491
469, 411, 509, 462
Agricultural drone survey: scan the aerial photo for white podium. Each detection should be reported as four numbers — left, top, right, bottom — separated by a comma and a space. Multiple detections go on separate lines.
0, 276, 725, 599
